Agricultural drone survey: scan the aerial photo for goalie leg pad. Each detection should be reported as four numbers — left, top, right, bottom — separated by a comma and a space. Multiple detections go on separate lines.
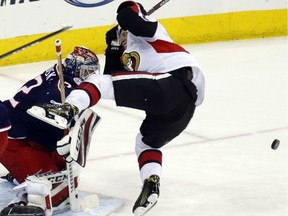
17, 175, 53, 216
57, 109, 101, 167
31, 171, 74, 214
70, 109, 101, 167
1, 171, 75, 216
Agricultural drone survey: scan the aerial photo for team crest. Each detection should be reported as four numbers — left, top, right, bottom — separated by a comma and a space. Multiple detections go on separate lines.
121, 52, 140, 71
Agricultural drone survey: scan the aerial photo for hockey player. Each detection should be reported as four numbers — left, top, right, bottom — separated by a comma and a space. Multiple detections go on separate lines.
0, 46, 100, 216
29, 1, 205, 215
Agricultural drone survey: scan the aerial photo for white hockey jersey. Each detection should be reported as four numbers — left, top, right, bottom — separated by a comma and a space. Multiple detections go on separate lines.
120, 15, 205, 106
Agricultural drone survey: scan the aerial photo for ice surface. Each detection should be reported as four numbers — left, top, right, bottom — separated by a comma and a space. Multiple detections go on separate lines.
0, 37, 287, 216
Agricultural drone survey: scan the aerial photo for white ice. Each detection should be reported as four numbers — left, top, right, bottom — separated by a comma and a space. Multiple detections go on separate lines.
0, 37, 287, 216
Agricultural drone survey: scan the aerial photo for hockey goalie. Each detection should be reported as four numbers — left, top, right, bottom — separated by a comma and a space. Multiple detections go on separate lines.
0, 47, 101, 216
1, 109, 100, 216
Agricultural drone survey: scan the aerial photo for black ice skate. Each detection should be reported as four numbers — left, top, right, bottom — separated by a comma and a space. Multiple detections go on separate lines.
132, 175, 160, 216
0, 202, 45, 216
27, 102, 79, 129
0, 173, 15, 183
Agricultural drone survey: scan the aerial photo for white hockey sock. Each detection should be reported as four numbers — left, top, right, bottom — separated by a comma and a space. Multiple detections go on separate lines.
140, 162, 162, 183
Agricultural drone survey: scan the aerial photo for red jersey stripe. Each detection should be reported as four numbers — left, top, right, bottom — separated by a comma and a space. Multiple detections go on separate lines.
76, 82, 100, 107
138, 149, 162, 169
148, 39, 189, 54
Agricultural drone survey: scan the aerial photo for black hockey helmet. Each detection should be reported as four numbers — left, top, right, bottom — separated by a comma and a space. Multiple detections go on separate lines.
117, 1, 147, 15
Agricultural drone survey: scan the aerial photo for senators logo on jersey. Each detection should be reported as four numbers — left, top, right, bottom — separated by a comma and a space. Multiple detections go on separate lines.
121, 51, 140, 71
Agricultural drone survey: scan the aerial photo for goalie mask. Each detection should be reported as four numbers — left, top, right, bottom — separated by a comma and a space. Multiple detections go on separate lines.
64, 47, 100, 79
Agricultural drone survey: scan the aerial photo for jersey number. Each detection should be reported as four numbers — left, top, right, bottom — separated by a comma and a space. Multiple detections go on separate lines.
9, 76, 43, 108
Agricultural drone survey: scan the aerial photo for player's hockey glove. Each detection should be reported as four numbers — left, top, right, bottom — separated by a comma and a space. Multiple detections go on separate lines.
105, 25, 123, 55
42, 102, 79, 123
103, 25, 127, 74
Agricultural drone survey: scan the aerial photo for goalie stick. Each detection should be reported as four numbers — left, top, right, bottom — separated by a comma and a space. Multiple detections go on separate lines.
56, 109, 101, 214
54, 40, 99, 212
55, 39, 66, 103
0, 26, 72, 60
54, 39, 78, 212
55, 108, 101, 213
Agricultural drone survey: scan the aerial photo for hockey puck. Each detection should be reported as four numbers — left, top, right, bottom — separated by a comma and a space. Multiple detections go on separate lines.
271, 139, 280, 150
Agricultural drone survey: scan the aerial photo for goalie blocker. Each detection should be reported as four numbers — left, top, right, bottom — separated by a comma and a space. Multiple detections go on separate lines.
28, 107, 101, 166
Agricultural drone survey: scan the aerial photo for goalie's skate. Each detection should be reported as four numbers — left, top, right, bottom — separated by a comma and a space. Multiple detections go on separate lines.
132, 175, 160, 216
27, 103, 78, 129
0, 202, 45, 216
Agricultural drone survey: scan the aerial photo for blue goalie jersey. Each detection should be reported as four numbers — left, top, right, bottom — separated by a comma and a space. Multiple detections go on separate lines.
3, 64, 82, 151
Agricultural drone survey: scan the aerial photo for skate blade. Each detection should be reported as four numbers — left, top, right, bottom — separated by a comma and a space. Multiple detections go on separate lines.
134, 194, 158, 216
0, 205, 45, 216
27, 106, 68, 129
